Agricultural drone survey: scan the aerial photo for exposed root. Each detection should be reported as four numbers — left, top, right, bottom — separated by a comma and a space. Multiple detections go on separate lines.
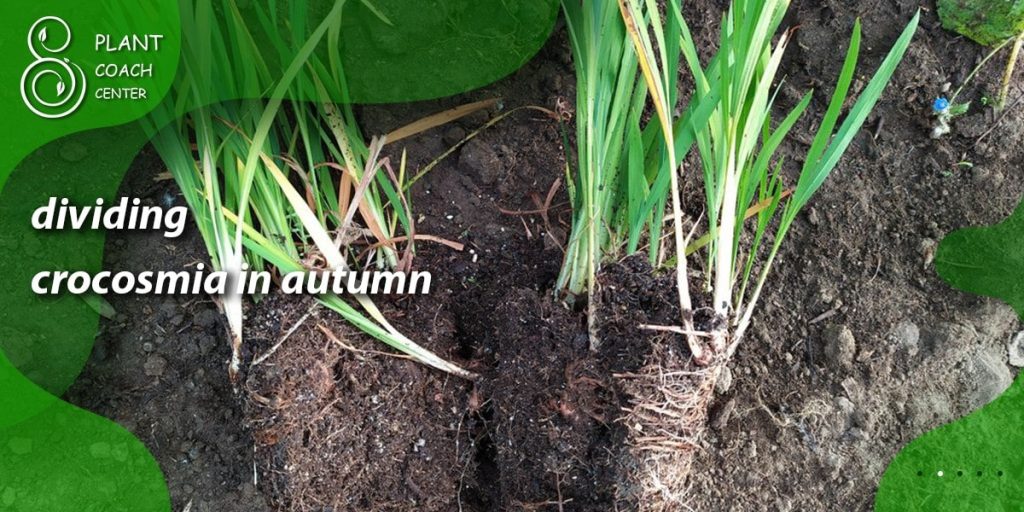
615, 338, 728, 510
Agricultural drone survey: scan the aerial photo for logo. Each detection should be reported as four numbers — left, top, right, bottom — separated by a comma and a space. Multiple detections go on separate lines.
21, 16, 87, 119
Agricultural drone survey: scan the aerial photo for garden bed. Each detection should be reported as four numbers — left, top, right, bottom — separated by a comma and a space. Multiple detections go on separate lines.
66, 0, 1023, 510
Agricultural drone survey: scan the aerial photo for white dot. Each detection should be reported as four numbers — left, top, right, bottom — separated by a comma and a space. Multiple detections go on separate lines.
937, 471, 944, 477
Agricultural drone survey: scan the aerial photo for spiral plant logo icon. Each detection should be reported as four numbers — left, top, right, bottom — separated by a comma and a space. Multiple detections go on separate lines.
20, 16, 87, 119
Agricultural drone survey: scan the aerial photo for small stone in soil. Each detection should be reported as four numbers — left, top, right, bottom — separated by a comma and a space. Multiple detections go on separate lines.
807, 207, 821, 226
813, 285, 836, 307
962, 348, 1013, 409
834, 396, 856, 430
1010, 332, 1024, 367
715, 365, 733, 395
888, 321, 920, 357
442, 126, 466, 146
459, 137, 503, 185
906, 391, 952, 427
711, 398, 736, 431
144, 354, 167, 377
918, 238, 937, 268
823, 325, 856, 370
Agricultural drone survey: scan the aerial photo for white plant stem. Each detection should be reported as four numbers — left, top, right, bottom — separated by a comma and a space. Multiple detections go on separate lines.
665, 136, 702, 361
222, 260, 244, 382
197, 122, 246, 383
713, 152, 738, 310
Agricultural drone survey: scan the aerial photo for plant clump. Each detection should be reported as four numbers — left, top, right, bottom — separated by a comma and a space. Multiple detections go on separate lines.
146, 0, 476, 381
556, 0, 919, 507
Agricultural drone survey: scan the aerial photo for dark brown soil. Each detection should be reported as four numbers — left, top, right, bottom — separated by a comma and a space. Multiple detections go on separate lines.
66, 0, 1023, 511
239, 31, 670, 506
64, 148, 272, 512
686, 1, 1024, 510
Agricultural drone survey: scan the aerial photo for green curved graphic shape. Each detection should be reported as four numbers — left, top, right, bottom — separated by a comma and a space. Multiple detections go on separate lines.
937, 0, 1024, 47
0, 0, 181, 508
0, 353, 170, 512
876, 197, 1024, 510
344, 0, 559, 103
0, 0, 557, 510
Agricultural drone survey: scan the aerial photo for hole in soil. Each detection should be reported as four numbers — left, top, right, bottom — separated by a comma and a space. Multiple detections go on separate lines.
564, 293, 588, 314
454, 319, 478, 361
461, 399, 500, 510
